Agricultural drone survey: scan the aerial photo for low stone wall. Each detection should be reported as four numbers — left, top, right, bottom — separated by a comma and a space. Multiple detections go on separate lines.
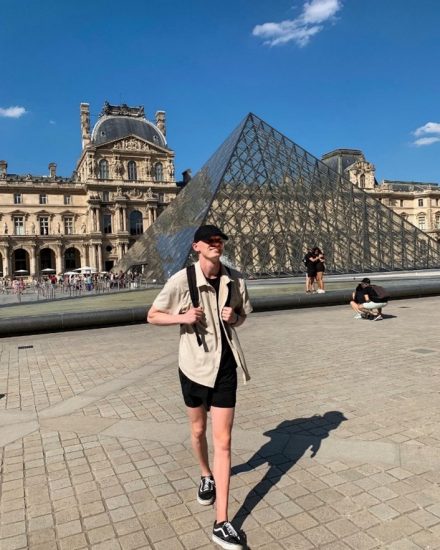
1, 282, 440, 337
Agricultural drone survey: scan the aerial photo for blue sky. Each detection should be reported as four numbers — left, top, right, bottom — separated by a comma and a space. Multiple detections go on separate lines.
1, 0, 439, 183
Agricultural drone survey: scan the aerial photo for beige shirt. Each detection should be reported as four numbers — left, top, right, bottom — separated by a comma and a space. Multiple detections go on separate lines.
152, 261, 252, 387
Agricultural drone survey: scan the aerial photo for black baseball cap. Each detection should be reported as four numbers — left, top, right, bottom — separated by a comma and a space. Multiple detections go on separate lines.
193, 225, 228, 242
361, 277, 371, 284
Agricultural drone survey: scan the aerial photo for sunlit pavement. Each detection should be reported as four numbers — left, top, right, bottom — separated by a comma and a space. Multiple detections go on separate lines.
1, 297, 440, 549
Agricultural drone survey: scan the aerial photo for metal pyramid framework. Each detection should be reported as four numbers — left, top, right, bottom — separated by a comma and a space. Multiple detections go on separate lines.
117, 113, 440, 281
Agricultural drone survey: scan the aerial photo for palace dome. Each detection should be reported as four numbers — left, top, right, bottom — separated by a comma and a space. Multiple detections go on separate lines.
91, 115, 167, 148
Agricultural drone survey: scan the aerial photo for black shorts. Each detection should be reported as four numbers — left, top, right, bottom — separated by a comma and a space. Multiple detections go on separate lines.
179, 365, 237, 411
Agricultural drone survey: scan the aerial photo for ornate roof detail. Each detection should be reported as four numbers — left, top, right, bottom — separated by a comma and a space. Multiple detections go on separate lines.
100, 101, 145, 118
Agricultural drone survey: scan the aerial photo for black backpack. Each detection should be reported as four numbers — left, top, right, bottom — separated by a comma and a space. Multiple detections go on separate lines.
370, 284, 390, 301
186, 264, 232, 347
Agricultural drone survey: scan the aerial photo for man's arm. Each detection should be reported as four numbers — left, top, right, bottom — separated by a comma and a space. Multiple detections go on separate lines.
147, 305, 203, 326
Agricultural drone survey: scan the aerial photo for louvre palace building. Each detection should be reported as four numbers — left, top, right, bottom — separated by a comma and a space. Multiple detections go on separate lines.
0, 101, 178, 277
322, 149, 440, 242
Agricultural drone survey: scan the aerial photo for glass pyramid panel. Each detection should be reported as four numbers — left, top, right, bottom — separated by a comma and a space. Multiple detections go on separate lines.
117, 113, 440, 281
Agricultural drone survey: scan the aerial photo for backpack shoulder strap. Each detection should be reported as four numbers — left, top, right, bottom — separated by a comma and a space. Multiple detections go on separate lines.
224, 265, 233, 308
186, 264, 199, 308
186, 265, 202, 347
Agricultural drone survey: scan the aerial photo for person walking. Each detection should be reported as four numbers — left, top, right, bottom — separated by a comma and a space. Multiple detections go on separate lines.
147, 224, 252, 550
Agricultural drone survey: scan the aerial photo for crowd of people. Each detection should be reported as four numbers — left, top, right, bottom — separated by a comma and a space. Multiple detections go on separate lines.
0, 270, 144, 296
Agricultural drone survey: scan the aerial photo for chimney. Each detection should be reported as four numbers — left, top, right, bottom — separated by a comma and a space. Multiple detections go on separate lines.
0, 160, 7, 179
80, 102, 91, 149
48, 162, 57, 178
155, 110, 166, 136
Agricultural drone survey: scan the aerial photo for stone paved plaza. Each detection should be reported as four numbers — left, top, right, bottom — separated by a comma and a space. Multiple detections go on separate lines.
1, 297, 440, 549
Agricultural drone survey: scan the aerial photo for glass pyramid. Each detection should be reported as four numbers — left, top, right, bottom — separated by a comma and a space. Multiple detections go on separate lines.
117, 113, 440, 281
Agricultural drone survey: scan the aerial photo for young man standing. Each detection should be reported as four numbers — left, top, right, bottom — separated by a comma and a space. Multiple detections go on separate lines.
147, 225, 252, 550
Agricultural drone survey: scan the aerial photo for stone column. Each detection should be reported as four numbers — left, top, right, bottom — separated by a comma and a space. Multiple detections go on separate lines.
30, 245, 37, 277
56, 245, 63, 274
95, 245, 102, 271
119, 208, 123, 232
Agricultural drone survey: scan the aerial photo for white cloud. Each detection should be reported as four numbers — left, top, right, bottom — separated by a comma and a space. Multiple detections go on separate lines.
253, 0, 343, 47
0, 106, 27, 118
413, 122, 440, 137
49, 120, 56, 125
413, 137, 440, 147
411, 121, 440, 146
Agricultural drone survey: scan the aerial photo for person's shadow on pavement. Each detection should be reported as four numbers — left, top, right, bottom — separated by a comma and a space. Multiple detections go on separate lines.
231, 411, 347, 532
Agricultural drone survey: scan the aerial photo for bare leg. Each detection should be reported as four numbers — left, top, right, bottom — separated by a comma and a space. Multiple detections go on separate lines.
186, 405, 211, 477
211, 406, 235, 524
316, 272, 324, 290
350, 301, 362, 313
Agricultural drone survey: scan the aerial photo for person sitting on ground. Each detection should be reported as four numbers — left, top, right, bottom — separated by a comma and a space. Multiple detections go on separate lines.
350, 283, 366, 318
359, 278, 389, 321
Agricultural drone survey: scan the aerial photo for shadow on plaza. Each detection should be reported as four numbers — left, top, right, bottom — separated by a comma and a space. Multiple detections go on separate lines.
231, 411, 347, 533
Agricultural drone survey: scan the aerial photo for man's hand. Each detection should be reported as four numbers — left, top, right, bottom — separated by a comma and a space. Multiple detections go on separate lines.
181, 307, 204, 325
221, 307, 238, 324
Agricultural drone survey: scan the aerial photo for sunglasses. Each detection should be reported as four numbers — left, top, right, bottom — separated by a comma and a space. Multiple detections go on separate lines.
202, 237, 225, 245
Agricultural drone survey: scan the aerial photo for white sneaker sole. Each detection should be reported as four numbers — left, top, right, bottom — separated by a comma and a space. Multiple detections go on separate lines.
197, 494, 215, 505
212, 533, 243, 550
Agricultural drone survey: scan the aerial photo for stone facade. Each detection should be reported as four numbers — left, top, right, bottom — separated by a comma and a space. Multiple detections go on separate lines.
322, 149, 440, 242
0, 102, 178, 276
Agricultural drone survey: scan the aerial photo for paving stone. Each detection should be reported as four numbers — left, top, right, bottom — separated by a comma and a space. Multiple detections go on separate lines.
4, 302, 440, 550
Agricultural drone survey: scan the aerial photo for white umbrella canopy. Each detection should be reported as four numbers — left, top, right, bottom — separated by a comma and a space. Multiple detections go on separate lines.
41, 268, 56, 273
73, 266, 97, 274
14, 269, 29, 274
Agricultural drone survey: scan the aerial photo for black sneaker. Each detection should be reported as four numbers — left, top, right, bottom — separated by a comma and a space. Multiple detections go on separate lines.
197, 475, 215, 505
212, 521, 244, 550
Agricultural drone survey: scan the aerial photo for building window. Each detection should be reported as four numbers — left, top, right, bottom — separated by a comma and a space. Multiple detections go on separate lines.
359, 174, 365, 188
436, 198, 440, 207
418, 214, 426, 230
103, 213, 112, 234
154, 162, 163, 182
39, 194, 48, 205
99, 159, 109, 180
64, 195, 71, 205
64, 217, 74, 235
39, 216, 49, 235
418, 198, 424, 207
14, 216, 24, 235
158, 193, 164, 202
14, 193, 22, 204
129, 210, 143, 235
400, 199, 404, 207
127, 161, 137, 181
102, 191, 109, 202
435, 213, 440, 229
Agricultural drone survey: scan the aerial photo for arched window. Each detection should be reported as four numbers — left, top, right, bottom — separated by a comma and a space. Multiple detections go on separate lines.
435, 212, 440, 229
154, 162, 163, 182
359, 174, 365, 188
130, 210, 143, 235
127, 161, 137, 181
418, 214, 426, 230
98, 159, 109, 180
